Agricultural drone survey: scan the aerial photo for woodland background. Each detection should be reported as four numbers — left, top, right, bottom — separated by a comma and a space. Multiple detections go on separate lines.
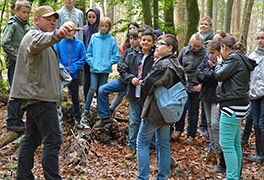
0, 0, 264, 179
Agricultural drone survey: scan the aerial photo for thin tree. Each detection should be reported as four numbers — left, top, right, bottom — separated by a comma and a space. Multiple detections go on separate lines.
175, 0, 186, 49
207, 0, 213, 18
153, 0, 159, 29
224, 0, 234, 33
163, 0, 175, 34
241, 0, 254, 52
185, 0, 200, 44
141, 0, 152, 27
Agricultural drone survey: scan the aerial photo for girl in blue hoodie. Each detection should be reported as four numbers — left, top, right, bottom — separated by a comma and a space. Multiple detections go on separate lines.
83, 8, 100, 101
81, 17, 120, 125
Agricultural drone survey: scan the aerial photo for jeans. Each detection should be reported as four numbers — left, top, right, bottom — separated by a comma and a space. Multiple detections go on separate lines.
84, 73, 109, 111
128, 100, 142, 150
98, 79, 126, 119
241, 104, 253, 143
83, 63, 90, 101
68, 78, 81, 120
137, 120, 171, 180
110, 91, 126, 111
203, 101, 221, 152
7, 65, 15, 87
251, 97, 264, 156
199, 103, 207, 130
186, 93, 200, 137
219, 112, 242, 180
17, 102, 62, 180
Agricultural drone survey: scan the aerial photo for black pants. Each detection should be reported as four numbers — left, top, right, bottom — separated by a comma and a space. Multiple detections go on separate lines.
17, 102, 62, 180
68, 78, 81, 120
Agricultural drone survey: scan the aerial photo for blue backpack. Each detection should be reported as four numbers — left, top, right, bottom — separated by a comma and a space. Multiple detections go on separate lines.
154, 59, 188, 124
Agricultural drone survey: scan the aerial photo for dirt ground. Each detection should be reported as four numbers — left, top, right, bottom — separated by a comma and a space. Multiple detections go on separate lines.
0, 96, 263, 179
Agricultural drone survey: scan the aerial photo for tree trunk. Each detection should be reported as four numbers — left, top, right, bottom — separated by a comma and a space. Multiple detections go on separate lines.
0, 0, 8, 79
200, 0, 205, 18
185, 0, 200, 45
213, 0, 218, 32
105, 0, 114, 22
0, 131, 23, 149
141, 0, 152, 27
207, 0, 213, 18
175, 0, 186, 49
241, 0, 254, 52
163, 0, 175, 34
232, 0, 241, 35
153, 0, 159, 29
224, 0, 234, 33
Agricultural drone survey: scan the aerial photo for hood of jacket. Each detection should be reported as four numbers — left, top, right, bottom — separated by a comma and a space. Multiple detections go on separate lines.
86, 8, 100, 28
235, 51, 256, 71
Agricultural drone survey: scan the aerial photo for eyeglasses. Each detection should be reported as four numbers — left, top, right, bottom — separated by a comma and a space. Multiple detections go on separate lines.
156, 42, 167, 46
255, 37, 264, 41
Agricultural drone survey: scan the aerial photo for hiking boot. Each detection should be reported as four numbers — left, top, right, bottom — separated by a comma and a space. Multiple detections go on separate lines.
171, 131, 181, 141
6, 120, 26, 132
125, 149, 136, 159
93, 118, 113, 129
200, 127, 208, 137
81, 110, 90, 124
247, 155, 264, 163
183, 136, 195, 145
209, 165, 226, 173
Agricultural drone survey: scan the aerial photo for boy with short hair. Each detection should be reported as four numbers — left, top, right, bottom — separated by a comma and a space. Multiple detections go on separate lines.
2, 0, 31, 132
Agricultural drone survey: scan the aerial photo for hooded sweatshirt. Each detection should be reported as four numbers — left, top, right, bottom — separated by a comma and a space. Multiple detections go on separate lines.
83, 8, 100, 49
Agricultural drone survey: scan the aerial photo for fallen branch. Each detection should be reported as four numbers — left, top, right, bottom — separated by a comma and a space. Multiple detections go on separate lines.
0, 131, 24, 149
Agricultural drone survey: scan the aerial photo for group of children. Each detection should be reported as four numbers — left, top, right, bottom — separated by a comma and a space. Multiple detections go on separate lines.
1, 1, 264, 180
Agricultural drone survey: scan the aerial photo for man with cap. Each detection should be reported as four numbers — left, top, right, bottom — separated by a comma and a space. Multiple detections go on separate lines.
10, 5, 74, 179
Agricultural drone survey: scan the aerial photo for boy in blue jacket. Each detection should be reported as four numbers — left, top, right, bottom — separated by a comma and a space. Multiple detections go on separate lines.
55, 25, 86, 129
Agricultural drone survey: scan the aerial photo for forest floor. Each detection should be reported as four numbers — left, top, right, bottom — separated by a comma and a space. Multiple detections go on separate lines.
0, 95, 263, 180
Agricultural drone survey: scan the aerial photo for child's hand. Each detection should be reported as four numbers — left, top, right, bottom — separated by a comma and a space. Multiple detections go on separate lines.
216, 55, 223, 64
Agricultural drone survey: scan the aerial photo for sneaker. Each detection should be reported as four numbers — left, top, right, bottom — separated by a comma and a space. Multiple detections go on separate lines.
183, 136, 195, 145
81, 110, 90, 124
171, 131, 181, 141
209, 165, 226, 173
6, 120, 26, 132
93, 118, 113, 129
125, 149, 136, 159
247, 155, 264, 163
200, 127, 208, 137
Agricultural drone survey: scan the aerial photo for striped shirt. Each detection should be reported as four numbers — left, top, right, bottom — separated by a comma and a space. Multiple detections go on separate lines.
220, 104, 250, 120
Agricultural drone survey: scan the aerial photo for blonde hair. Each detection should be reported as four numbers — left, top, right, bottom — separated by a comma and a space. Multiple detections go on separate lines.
100, 17, 112, 32
15, 0, 31, 10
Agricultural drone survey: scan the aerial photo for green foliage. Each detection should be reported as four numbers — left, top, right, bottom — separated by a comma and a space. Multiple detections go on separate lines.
0, 78, 9, 94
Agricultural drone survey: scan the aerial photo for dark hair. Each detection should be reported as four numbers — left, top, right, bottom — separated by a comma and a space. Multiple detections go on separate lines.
141, 29, 155, 41
158, 34, 178, 54
207, 40, 221, 52
129, 29, 138, 39
124, 22, 140, 49
221, 35, 245, 53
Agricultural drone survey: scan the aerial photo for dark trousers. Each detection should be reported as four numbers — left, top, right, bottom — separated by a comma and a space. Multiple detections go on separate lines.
17, 102, 62, 180
241, 104, 253, 142
68, 78, 81, 120
83, 63, 90, 101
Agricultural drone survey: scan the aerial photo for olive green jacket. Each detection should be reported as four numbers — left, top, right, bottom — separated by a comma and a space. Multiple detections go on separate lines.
10, 27, 63, 103
2, 15, 30, 68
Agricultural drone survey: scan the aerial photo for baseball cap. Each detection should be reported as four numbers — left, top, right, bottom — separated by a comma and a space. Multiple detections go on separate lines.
34, 6, 59, 19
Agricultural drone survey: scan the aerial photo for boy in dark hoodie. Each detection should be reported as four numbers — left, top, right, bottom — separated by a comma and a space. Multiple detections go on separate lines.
83, 8, 100, 101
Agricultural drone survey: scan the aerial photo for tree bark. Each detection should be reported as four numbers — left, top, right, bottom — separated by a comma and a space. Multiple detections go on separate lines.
175, 0, 186, 49
141, 0, 152, 27
241, 0, 254, 52
232, 0, 241, 35
185, 0, 200, 45
0, 131, 23, 149
207, 0, 213, 18
153, 0, 159, 29
224, 0, 234, 33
